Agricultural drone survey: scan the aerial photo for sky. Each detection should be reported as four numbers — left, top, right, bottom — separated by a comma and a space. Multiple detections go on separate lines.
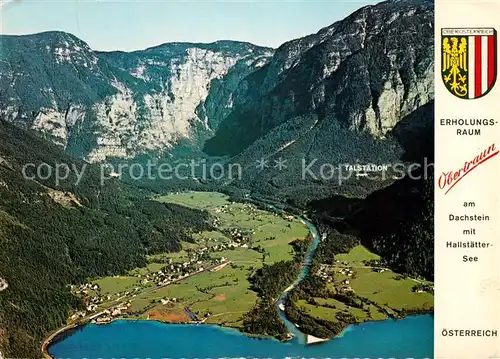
0, 0, 381, 51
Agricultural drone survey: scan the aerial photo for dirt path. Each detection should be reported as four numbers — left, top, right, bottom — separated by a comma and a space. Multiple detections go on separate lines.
200, 310, 248, 323
206, 310, 247, 319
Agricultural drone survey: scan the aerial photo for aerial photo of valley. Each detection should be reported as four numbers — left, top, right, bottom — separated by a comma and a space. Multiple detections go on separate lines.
0, 0, 434, 358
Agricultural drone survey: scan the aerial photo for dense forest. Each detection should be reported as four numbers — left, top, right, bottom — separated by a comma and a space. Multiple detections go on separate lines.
0, 120, 212, 357
308, 101, 434, 280
305, 168, 434, 282
242, 258, 303, 339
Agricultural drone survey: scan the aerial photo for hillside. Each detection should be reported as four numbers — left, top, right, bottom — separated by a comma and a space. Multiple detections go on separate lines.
0, 0, 436, 355
0, 120, 212, 358
309, 102, 434, 280
203, 0, 434, 201
1, 0, 432, 185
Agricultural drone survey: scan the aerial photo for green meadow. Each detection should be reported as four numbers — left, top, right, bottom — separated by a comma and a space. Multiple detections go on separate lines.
294, 245, 433, 327
77, 191, 309, 326
335, 245, 380, 265
92, 276, 141, 295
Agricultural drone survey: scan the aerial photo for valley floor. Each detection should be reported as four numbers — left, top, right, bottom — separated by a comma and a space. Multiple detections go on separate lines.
64, 192, 309, 329
45, 191, 433, 353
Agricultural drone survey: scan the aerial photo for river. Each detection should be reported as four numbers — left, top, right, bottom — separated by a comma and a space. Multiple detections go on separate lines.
48, 196, 433, 359
253, 198, 323, 342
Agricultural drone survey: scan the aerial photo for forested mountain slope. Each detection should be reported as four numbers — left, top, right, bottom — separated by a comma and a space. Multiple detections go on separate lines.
0, 121, 212, 357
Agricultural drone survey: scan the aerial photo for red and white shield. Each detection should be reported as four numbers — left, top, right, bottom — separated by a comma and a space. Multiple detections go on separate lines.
441, 28, 497, 99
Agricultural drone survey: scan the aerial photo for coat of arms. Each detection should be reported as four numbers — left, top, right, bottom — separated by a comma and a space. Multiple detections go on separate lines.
441, 28, 497, 99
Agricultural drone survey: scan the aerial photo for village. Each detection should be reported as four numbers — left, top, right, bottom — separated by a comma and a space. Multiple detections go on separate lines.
315, 262, 357, 293
65, 192, 309, 329
70, 211, 271, 322
72, 249, 233, 319
70, 253, 234, 325
314, 258, 391, 294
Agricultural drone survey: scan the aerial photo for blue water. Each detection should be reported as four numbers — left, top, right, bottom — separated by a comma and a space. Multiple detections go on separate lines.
49, 315, 433, 359
275, 215, 321, 341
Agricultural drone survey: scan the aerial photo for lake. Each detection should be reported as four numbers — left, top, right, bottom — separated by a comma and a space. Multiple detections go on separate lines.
50, 199, 433, 359
48, 314, 433, 359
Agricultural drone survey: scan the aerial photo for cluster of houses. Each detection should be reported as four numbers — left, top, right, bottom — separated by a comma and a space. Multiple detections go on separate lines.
92, 302, 132, 324
213, 203, 258, 216
315, 264, 336, 283
214, 205, 231, 214
69, 311, 87, 321
71, 202, 290, 322
315, 263, 356, 283
314, 263, 357, 292
68, 301, 133, 323
141, 264, 205, 287
224, 227, 253, 243
73, 244, 234, 317
412, 283, 434, 294
337, 264, 355, 278
340, 279, 354, 293
73, 282, 100, 295
159, 297, 178, 305
140, 243, 237, 287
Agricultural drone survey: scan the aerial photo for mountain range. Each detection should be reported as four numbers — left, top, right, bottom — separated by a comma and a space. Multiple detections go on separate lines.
1, 0, 433, 185
0, 0, 435, 357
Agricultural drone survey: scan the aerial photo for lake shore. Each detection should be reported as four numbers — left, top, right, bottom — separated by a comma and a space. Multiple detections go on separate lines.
43, 192, 433, 358
43, 295, 434, 359
46, 314, 434, 359
42, 317, 281, 359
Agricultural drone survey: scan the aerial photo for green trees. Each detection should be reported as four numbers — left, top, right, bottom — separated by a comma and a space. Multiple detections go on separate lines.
248, 261, 299, 300
241, 299, 288, 340
0, 120, 212, 357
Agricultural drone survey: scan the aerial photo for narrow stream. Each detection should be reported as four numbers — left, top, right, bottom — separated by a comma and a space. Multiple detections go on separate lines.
276, 216, 321, 343
249, 198, 322, 343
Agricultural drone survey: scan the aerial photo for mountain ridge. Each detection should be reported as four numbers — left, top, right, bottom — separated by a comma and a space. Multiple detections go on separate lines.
201, 0, 433, 201
0, 31, 273, 161
1, 0, 432, 172
1, 31, 273, 55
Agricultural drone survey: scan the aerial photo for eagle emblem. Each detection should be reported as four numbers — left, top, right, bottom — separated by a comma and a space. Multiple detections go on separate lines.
441, 28, 497, 99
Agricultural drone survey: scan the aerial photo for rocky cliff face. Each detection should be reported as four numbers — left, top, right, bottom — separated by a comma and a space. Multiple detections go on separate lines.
199, 0, 434, 200
0, 0, 433, 174
205, 0, 434, 157
0, 32, 272, 162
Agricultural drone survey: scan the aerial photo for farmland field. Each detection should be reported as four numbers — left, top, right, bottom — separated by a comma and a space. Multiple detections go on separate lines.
72, 191, 310, 327
335, 245, 380, 265
292, 245, 433, 329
